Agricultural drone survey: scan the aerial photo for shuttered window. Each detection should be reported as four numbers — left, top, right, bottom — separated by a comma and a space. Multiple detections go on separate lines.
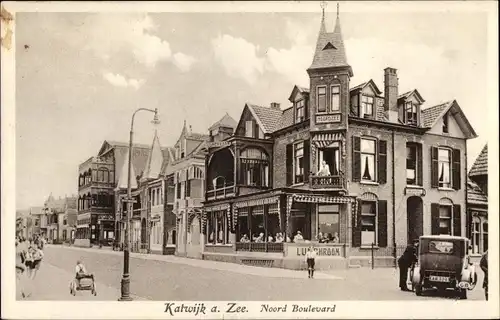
431, 202, 461, 236
431, 147, 461, 190
353, 136, 387, 184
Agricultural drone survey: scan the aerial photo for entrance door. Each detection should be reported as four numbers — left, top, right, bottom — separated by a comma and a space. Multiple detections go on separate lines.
187, 216, 201, 258
407, 196, 423, 244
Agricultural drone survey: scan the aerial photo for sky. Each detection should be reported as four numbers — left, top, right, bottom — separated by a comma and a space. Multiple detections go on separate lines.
14, 4, 491, 210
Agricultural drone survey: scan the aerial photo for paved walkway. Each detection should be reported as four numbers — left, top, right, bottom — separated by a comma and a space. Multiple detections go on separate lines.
19, 261, 146, 301
52, 245, 342, 280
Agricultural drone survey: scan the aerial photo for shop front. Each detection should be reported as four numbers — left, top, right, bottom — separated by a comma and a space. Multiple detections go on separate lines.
202, 191, 357, 270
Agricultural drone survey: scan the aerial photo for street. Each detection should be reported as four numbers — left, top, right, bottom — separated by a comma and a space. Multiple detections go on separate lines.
21, 245, 486, 301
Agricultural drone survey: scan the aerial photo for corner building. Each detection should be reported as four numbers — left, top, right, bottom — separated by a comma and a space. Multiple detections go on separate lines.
202, 10, 478, 269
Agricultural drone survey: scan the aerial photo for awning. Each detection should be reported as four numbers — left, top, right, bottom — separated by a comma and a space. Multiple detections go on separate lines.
233, 196, 279, 209
292, 194, 355, 204
76, 224, 89, 228
312, 132, 344, 149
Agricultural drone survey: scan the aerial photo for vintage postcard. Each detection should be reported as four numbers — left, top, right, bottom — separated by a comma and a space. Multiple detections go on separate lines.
1, 1, 499, 319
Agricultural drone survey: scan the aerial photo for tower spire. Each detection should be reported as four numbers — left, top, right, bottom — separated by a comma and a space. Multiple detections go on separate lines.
337, 2, 339, 18
319, 1, 327, 34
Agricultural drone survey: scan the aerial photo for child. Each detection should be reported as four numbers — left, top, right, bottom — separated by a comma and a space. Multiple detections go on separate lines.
75, 260, 93, 286
305, 246, 317, 279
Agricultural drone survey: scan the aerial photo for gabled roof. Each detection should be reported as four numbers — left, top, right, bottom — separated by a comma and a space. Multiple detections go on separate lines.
398, 89, 425, 104
98, 140, 150, 156
160, 147, 175, 176
288, 85, 310, 102
309, 14, 352, 76
141, 131, 164, 181
246, 103, 283, 134
349, 79, 382, 95
421, 100, 477, 139
274, 106, 294, 132
469, 144, 488, 177
208, 113, 237, 131
467, 178, 488, 206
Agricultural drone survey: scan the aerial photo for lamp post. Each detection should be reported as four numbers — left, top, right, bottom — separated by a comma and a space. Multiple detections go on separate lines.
119, 108, 160, 301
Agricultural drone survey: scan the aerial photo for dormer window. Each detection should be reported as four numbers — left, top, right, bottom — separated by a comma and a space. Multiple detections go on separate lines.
331, 86, 340, 112
361, 95, 374, 118
443, 112, 449, 133
405, 102, 418, 126
295, 99, 305, 123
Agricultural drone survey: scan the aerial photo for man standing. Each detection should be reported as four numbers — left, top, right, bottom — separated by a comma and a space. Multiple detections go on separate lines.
480, 250, 488, 300
398, 241, 418, 291
305, 246, 317, 279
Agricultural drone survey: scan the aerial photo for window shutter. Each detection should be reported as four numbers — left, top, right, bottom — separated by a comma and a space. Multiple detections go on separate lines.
453, 204, 461, 236
452, 149, 461, 190
430, 146, 439, 188
253, 121, 259, 139
378, 140, 387, 184
286, 144, 293, 186
431, 203, 440, 235
352, 136, 361, 182
352, 201, 362, 247
417, 144, 423, 186
303, 140, 310, 183
304, 100, 309, 119
398, 104, 404, 123
377, 200, 388, 247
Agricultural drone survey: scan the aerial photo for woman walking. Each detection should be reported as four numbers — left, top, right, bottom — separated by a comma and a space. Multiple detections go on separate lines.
305, 246, 317, 279
16, 237, 28, 298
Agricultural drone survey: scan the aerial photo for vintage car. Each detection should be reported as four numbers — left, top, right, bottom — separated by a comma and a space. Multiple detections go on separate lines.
411, 235, 477, 299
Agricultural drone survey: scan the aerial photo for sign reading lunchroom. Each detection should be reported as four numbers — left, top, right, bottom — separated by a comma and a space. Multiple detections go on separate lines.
292, 245, 342, 257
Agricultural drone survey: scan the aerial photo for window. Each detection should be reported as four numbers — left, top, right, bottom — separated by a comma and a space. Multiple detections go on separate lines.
318, 205, 340, 241
240, 148, 269, 187
176, 183, 181, 199
443, 113, 449, 133
406, 143, 418, 185
438, 148, 451, 188
245, 120, 254, 138
361, 201, 377, 245
361, 95, 374, 117
186, 180, 191, 197
318, 146, 340, 176
294, 142, 304, 183
405, 102, 418, 125
361, 138, 376, 182
35, 219, 39, 227
207, 211, 230, 245
63, 219, 67, 225
438, 205, 452, 235
331, 86, 340, 112
471, 217, 480, 254
317, 87, 326, 113
483, 222, 488, 252
295, 99, 305, 123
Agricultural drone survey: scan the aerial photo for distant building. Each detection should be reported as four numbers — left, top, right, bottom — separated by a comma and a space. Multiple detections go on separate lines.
467, 144, 488, 255
43, 194, 77, 243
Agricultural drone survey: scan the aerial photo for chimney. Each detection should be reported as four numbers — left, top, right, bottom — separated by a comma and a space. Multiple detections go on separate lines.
270, 102, 281, 110
384, 67, 399, 122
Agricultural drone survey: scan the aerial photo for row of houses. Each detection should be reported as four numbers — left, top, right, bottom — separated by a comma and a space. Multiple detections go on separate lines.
71, 9, 488, 269
16, 194, 78, 243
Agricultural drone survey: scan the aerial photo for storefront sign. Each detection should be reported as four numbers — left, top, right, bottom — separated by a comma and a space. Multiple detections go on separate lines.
207, 141, 231, 149
293, 246, 342, 257
316, 114, 341, 124
98, 214, 114, 221
404, 187, 426, 197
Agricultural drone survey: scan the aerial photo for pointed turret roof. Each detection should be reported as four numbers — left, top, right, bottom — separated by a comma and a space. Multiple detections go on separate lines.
309, 6, 352, 76
116, 148, 138, 190
209, 113, 237, 131
141, 130, 164, 181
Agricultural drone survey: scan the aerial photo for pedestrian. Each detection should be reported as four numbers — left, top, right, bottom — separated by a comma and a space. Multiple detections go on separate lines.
293, 231, 304, 243
480, 250, 488, 300
16, 237, 28, 298
397, 241, 418, 291
26, 243, 44, 280
305, 245, 317, 279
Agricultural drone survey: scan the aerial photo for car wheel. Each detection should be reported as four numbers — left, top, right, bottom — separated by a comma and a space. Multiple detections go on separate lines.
415, 284, 422, 296
459, 289, 467, 300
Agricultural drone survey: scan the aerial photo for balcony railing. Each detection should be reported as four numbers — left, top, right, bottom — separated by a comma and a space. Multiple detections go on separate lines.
310, 174, 346, 189
206, 185, 236, 200
132, 209, 141, 218
235, 242, 284, 253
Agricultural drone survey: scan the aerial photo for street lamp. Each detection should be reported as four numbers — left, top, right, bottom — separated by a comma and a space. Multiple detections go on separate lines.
119, 107, 160, 302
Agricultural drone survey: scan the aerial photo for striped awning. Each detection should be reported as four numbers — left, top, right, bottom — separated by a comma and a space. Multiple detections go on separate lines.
312, 132, 344, 148
234, 196, 279, 209
76, 224, 89, 228
205, 203, 230, 212
292, 194, 355, 204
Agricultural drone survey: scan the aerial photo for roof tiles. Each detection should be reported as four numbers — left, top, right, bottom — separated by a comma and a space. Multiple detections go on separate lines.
247, 104, 283, 133
467, 179, 488, 205
469, 145, 488, 177
421, 101, 452, 128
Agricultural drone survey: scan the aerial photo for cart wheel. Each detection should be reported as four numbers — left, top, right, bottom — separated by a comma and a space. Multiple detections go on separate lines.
415, 284, 422, 296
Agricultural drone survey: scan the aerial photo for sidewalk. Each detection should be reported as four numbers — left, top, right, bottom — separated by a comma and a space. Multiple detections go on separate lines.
50, 245, 343, 280
20, 261, 147, 301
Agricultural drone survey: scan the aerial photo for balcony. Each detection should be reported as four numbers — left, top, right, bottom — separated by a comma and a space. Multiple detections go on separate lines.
235, 242, 284, 253
310, 174, 346, 190
206, 185, 236, 201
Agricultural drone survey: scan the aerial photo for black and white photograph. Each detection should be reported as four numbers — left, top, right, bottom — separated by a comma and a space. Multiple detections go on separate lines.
2, 1, 498, 319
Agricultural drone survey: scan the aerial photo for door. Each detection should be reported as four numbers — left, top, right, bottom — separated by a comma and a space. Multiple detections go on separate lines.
186, 216, 201, 258
407, 196, 423, 244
